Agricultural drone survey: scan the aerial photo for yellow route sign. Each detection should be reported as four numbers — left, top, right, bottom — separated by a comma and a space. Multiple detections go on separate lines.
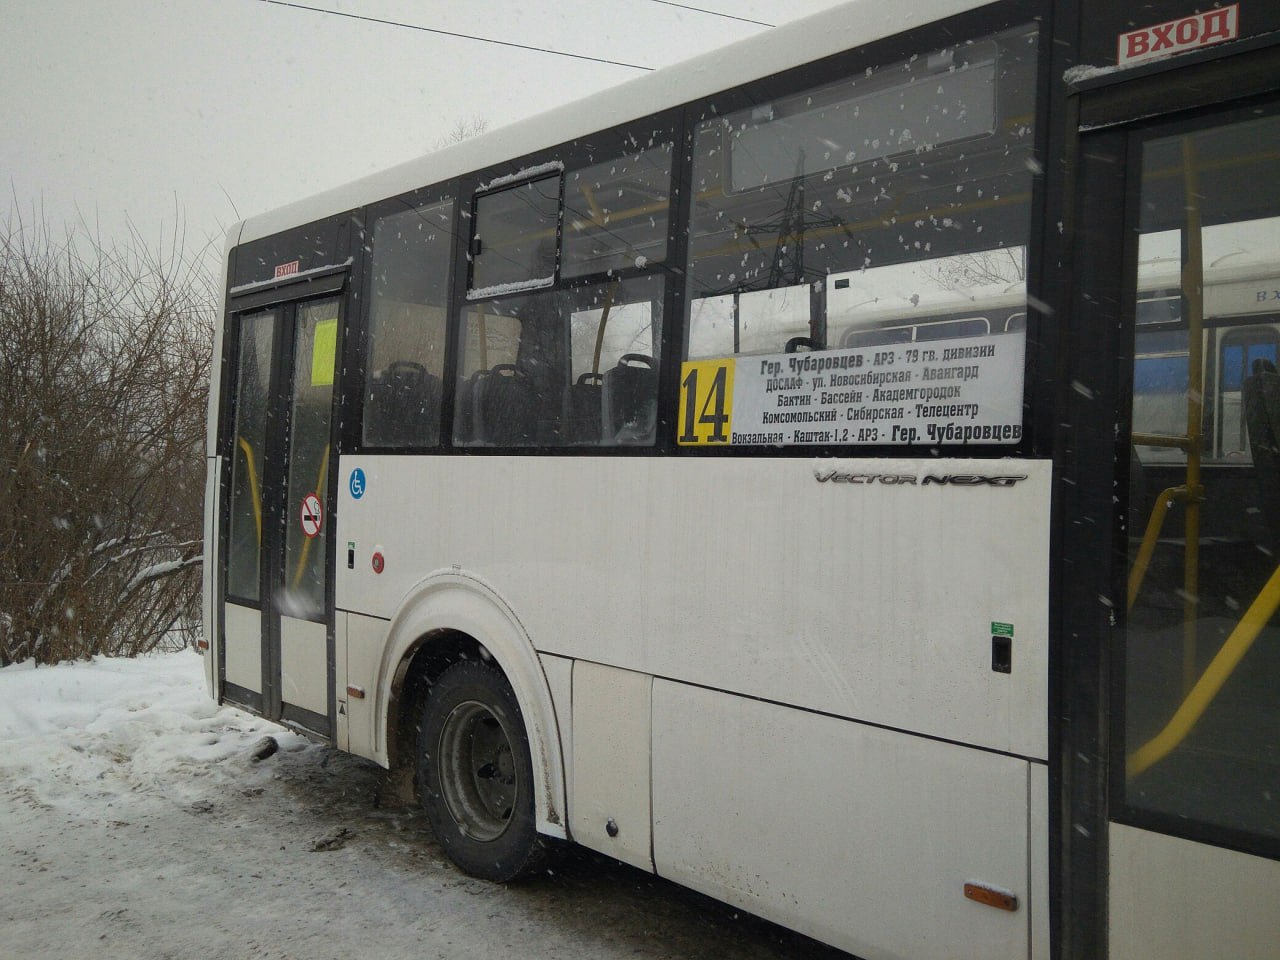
677, 359, 735, 445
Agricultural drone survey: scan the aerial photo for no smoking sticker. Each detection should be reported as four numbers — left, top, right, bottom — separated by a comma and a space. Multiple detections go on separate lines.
300, 493, 323, 538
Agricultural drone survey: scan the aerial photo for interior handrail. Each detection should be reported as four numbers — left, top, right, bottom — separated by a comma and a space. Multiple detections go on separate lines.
236, 436, 263, 546
1128, 561, 1280, 777
1127, 484, 1199, 611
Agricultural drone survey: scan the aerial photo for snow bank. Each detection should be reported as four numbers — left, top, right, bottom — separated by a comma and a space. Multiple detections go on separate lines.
0, 653, 831, 959
0, 651, 313, 815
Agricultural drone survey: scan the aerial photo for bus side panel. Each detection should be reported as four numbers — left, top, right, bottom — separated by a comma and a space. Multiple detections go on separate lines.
223, 603, 262, 695
1030, 761, 1049, 959
335, 456, 1050, 761
1108, 824, 1280, 960
278, 617, 327, 717
570, 661, 653, 871
652, 679, 1030, 960
344, 611, 386, 761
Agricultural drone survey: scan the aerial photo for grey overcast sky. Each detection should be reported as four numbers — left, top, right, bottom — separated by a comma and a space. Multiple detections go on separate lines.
2, 0, 842, 265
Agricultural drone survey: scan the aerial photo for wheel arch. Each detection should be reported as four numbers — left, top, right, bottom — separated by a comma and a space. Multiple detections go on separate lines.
375, 569, 567, 839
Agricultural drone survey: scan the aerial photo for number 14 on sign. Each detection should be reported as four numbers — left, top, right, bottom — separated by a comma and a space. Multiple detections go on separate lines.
679, 360, 734, 444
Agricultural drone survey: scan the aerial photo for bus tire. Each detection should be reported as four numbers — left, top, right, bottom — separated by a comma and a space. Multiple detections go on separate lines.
416, 660, 556, 881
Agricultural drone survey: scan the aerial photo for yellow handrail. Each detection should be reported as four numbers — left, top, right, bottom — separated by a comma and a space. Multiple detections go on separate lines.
1128, 561, 1280, 777
1127, 485, 1192, 611
1124, 134, 1262, 779
591, 280, 620, 377
236, 437, 262, 546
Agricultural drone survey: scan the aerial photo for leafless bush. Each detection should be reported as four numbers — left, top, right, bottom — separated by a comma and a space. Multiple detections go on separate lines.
0, 214, 213, 665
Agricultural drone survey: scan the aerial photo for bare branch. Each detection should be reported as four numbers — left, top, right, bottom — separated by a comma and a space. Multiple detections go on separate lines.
0, 212, 212, 663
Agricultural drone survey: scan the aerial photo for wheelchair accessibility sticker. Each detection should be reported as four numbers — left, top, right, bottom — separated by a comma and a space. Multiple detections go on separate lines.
349, 467, 367, 500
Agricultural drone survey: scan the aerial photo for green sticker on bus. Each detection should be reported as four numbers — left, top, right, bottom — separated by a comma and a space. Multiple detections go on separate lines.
991, 621, 1014, 637
311, 318, 337, 387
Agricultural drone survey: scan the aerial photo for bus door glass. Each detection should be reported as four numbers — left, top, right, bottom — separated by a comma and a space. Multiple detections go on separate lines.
223, 308, 278, 710
222, 294, 340, 734
274, 297, 339, 731
1122, 109, 1280, 850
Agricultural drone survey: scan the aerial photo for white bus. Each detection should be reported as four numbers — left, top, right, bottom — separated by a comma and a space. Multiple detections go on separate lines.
201, 2, 1280, 957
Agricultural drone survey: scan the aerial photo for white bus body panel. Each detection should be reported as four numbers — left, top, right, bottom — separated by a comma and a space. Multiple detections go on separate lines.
343, 611, 388, 760
652, 680, 1031, 960
222, 602, 262, 694
336, 456, 1051, 762
1030, 761, 1050, 958
1109, 824, 1280, 960
540, 654, 575, 811
278, 617, 327, 716
571, 661, 654, 871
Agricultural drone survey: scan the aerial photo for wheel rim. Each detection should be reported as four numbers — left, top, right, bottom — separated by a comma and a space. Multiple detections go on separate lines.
437, 699, 518, 842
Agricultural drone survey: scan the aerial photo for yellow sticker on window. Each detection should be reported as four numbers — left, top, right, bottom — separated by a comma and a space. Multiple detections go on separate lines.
311, 318, 337, 387
677, 358, 735, 445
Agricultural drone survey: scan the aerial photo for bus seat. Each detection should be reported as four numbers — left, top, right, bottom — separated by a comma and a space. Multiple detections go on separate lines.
1243, 358, 1280, 547
564, 372, 604, 445
474, 363, 539, 445
366, 361, 441, 446
786, 336, 822, 352
602, 354, 657, 445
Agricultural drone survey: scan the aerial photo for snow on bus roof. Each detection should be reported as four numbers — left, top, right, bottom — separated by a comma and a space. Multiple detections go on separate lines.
235, 0, 993, 246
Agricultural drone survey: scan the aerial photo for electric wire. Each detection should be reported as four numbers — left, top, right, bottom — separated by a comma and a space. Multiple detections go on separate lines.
258, 1, 655, 71
642, 0, 773, 27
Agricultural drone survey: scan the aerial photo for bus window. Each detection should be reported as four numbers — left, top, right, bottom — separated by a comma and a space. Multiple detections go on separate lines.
1123, 112, 1280, 846
1132, 328, 1190, 466
227, 310, 275, 603
1217, 329, 1279, 460
455, 275, 662, 447
282, 299, 339, 621
682, 23, 1038, 448
687, 293, 736, 359
470, 175, 560, 294
562, 142, 674, 280
363, 197, 454, 448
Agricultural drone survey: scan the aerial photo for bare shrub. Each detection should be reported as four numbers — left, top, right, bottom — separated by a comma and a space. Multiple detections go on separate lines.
0, 215, 213, 665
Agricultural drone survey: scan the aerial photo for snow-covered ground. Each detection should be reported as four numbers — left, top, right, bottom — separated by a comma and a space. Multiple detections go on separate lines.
0, 651, 846, 960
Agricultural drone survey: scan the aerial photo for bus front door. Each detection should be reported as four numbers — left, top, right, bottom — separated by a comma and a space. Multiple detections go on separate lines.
222, 294, 341, 738
1065, 80, 1280, 960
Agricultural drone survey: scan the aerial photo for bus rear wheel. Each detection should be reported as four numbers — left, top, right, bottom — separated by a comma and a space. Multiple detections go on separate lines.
416, 660, 555, 881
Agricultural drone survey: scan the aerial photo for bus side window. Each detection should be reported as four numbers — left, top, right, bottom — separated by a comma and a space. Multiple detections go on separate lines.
567, 278, 661, 446
562, 142, 674, 280
454, 307, 524, 445
1218, 327, 1279, 461
470, 176, 560, 294
455, 277, 662, 448
363, 197, 453, 449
